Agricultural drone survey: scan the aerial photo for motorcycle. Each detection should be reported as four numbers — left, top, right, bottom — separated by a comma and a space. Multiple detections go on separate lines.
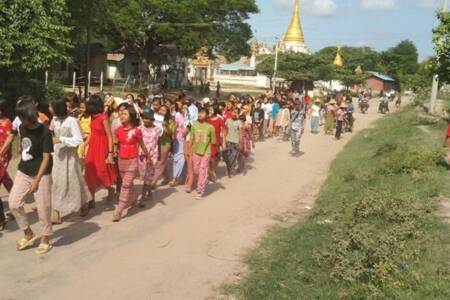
378, 98, 389, 114
359, 99, 369, 114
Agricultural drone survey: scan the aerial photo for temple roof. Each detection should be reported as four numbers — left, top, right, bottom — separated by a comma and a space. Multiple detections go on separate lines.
283, 0, 305, 44
369, 72, 395, 82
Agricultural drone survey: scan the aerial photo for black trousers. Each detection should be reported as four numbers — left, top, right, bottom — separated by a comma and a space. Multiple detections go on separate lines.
335, 120, 343, 139
0, 198, 5, 223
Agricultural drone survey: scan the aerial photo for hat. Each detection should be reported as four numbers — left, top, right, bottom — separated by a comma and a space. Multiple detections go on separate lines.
141, 108, 155, 121
203, 97, 211, 104
314, 98, 322, 103
329, 99, 336, 105
340, 103, 348, 108
113, 97, 127, 108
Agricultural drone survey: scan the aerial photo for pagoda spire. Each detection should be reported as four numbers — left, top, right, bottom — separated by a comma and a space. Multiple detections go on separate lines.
283, 0, 305, 44
333, 46, 343, 67
281, 0, 308, 54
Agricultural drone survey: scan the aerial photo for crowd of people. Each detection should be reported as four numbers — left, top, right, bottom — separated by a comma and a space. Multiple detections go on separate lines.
0, 89, 359, 254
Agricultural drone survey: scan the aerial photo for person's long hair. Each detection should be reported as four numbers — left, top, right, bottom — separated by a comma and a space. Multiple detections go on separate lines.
51, 96, 68, 118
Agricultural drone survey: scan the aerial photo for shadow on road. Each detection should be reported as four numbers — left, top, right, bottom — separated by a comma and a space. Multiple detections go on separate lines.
52, 221, 101, 247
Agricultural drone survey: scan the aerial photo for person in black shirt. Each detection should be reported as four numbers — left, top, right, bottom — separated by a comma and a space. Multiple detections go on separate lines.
8, 100, 54, 255
252, 102, 265, 141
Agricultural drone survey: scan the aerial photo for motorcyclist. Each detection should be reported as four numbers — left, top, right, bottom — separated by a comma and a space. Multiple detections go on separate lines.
379, 95, 389, 113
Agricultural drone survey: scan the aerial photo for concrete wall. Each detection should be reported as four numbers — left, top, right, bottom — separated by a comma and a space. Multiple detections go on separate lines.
214, 73, 270, 88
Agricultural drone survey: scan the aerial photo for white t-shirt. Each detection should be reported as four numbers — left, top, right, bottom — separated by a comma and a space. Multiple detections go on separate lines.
311, 104, 321, 117
263, 103, 273, 120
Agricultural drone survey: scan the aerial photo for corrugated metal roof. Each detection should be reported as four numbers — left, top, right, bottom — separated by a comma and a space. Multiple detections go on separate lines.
369, 71, 395, 82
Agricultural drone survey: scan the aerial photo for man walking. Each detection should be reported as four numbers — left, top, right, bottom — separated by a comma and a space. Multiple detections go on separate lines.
289, 101, 306, 156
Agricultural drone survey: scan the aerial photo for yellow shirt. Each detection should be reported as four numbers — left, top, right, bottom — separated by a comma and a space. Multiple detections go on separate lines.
79, 115, 91, 135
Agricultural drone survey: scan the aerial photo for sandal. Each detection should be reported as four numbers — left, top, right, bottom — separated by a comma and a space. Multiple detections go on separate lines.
169, 180, 177, 187
0, 221, 6, 231
112, 212, 121, 222
16, 235, 39, 251
35, 243, 52, 255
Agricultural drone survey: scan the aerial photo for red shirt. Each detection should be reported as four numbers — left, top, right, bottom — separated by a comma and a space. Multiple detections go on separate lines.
208, 116, 225, 146
0, 118, 12, 161
223, 110, 233, 121
304, 95, 311, 106
115, 126, 142, 159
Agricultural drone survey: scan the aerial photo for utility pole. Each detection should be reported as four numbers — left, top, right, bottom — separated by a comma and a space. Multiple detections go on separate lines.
273, 40, 279, 94
430, 0, 447, 113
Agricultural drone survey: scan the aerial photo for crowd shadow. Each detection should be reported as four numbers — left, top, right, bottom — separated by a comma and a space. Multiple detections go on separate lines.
204, 181, 226, 197
125, 185, 177, 218
52, 221, 100, 247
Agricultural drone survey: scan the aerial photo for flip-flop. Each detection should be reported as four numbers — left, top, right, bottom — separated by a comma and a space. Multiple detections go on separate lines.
16, 236, 39, 251
35, 243, 52, 255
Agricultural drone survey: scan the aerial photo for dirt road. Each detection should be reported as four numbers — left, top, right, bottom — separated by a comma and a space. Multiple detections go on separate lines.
0, 99, 387, 300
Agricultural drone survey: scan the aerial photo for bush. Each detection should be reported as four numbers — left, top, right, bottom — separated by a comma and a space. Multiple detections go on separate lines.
377, 145, 442, 175
315, 191, 425, 297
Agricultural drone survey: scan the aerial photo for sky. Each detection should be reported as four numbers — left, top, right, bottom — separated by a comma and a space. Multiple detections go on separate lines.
248, 0, 447, 60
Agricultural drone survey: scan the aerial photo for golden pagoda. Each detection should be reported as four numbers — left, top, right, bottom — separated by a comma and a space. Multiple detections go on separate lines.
333, 47, 343, 67
281, 0, 309, 54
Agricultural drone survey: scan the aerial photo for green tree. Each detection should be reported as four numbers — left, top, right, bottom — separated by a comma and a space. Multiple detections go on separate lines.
432, 11, 450, 84
0, 0, 71, 103
380, 40, 419, 89
256, 52, 317, 81
105, 0, 258, 74
0, 0, 71, 72
314, 46, 380, 72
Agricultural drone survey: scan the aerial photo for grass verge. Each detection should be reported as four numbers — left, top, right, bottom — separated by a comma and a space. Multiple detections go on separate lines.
224, 104, 450, 299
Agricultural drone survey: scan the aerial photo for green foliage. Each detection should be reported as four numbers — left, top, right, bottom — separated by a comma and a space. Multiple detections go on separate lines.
0, 0, 72, 72
380, 40, 420, 89
102, 0, 258, 62
377, 145, 443, 175
225, 106, 450, 299
432, 11, 450, 84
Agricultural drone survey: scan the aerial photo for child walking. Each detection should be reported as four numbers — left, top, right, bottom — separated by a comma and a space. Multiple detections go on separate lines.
0, 99, 13, 231
289, 102, 306, 156
49, 96, 90, 223
77, 99, 91, 167
84, 94, 117, 206
138, 111, 162, 205
335, 103, 347, 140
8, 100, 53, 254
113, 106, 149, 222
223, 109, 241, 177
238, 114, 254, 173
191, 108, 216, 199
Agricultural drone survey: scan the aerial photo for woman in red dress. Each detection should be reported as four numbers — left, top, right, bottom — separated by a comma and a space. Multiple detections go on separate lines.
0, 99, 13, 230
208, 105, 224, 180
84, 95, 116, 206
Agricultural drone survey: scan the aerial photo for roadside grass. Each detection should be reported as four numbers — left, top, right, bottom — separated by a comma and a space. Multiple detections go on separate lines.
224, 105, 450, 299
